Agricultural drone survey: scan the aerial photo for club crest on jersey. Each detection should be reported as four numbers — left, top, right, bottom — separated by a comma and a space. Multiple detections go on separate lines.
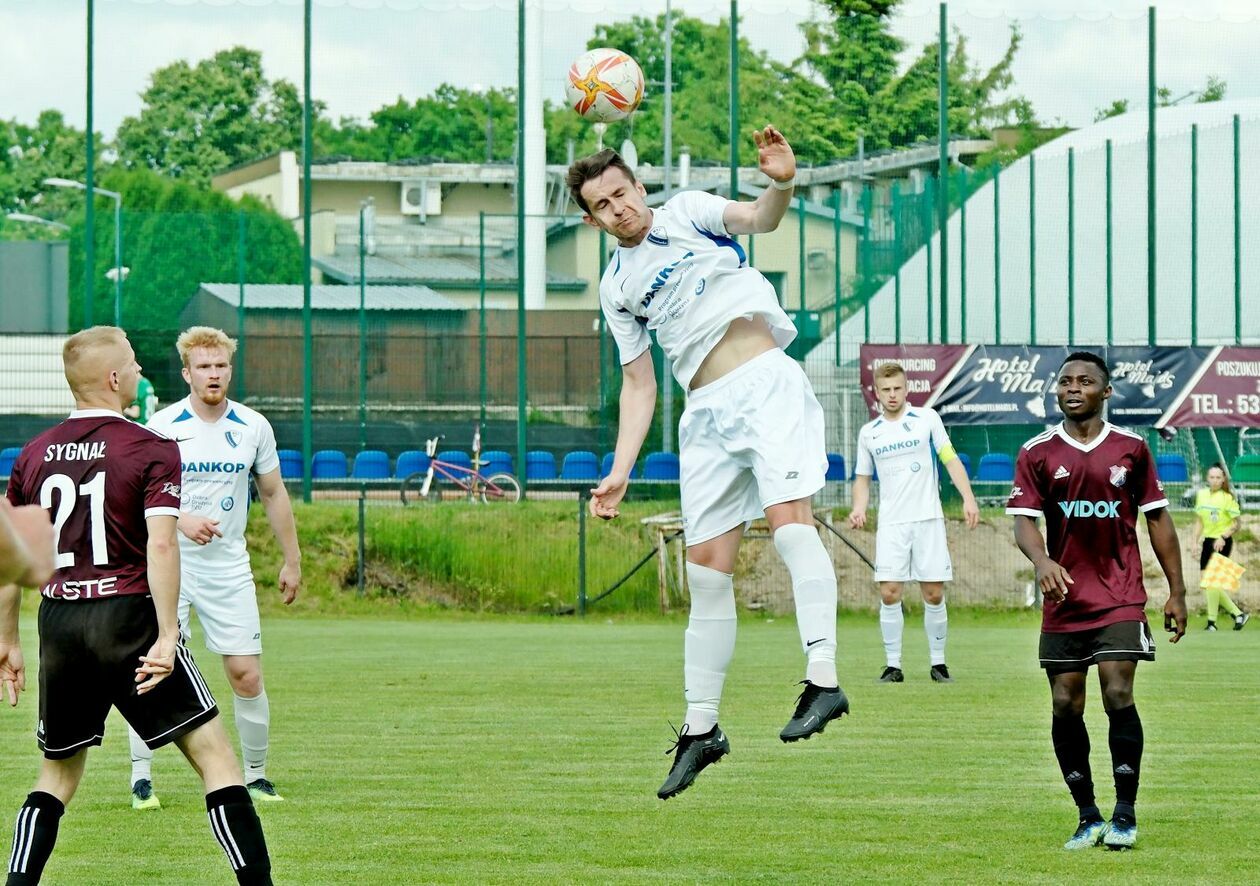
646, 226, 669, 246
1109, 465, 1128, 487
225, 431, 242, 449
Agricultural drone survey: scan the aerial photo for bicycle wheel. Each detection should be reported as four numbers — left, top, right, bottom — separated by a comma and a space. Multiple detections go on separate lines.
399, 472, 441, 506
481, 472, 521, 504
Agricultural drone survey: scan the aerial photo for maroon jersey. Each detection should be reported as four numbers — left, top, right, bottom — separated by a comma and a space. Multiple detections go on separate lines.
1006, 422, 1169, 632
5, 408, 181, 601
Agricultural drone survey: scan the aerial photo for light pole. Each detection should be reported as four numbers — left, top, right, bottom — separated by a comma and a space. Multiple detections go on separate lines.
5, 212, 70, 232
44, 177, 124, 327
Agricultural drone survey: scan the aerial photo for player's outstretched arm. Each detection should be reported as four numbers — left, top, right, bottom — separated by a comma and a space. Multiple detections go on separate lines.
0, 582, 25, 707
722, 125, 796, 236
256, 468, 302, 605
1145, 507, 1188, 642
138, 514, 180, 693
591, 350, 657, 521
1013, 515, 1073, 603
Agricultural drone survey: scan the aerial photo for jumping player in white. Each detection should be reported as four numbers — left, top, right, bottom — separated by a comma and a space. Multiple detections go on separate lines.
850, 362, 979, 683
568, 126, 848, 800
125, 327, 301, 809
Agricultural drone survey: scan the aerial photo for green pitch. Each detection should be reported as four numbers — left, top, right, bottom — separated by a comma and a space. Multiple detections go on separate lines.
1, 611, 1255, 883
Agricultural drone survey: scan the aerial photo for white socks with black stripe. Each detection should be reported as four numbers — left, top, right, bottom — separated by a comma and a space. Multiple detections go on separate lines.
773, 523, 839, 688
682, 562, 737, 735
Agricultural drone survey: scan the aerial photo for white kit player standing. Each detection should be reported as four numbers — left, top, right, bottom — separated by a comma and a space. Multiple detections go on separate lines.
568, 126, 849, 800
126, 326, 301, 809
850, 362, 979, 683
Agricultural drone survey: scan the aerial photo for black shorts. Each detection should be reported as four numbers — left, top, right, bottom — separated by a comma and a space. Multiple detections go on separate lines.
37, 594, 219, 760
1039, 620, 1156, 674
1200, 536, 1233, 570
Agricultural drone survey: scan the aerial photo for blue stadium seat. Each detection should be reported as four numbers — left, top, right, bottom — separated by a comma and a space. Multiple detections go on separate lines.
436, 451, 473, 475
825, 453, 847, 482
0, 447, 22, 478
479, 450, 514, 476
311, 450, 348, 479
351, 450, 390, 479
561, 450, 600, 480
600, 453, 639, 479
1155, 453, 1189, 483
277, 449, 303, 480
642, 451, 680, 481
975, 453, 1015, 483
394, 450, 430, 478
526, 451, 557, 481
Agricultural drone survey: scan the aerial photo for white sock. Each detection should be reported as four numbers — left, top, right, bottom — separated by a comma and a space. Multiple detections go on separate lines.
773, 523, 838, 688
924, 600, 948, 666
128, 725, 154, 787
880, 602, 905, 669
683, 562, 737, 735
234, 691, 271, 782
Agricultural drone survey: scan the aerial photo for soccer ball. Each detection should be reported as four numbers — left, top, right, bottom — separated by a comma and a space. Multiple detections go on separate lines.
565, 48, 645, 124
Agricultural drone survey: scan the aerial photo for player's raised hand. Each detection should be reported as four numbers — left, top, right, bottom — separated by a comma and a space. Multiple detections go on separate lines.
0, 641, 25, 707
135, 635, 177, 694
1164, 593, 1187, 643
848, 509, 867, 530
278, 561, 301, 605
752, 125, 796, 184
1035, 558, 1074, 603
179, 514, 223, 546
590, 474, 629, 521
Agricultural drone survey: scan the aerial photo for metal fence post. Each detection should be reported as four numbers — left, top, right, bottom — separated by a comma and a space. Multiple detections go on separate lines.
993, 165, 1001, 346
1190, 127, 1197, 346
1067, 147, 1075, 346
925, 177, 934, 344
237, 210, 247, 401
1147, 5, 1157, 347
359, 202, 368, 453
797, 193, 806, 312
832, 189, 841, 365
892, 180, 902, 344
479, 211, 488, 430
578, 490, 588, 616
301, 0, 313, 503
937, 1, 949, 344
959, 167, 968, 343
1028, 152, 1037, 347
84, 0, 95, 328
1234, 114, 1242, 344
357, 488, 366, 597
1106, 140, 1113, 346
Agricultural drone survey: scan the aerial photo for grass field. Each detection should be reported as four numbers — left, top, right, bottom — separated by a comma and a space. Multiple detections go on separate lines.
1, 610, 1256, 884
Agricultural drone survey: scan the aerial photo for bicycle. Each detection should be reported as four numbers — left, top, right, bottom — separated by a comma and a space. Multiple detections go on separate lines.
399, 427, 522, 505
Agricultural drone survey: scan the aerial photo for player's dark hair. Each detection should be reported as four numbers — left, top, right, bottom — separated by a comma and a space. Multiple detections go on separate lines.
1060, 350, 1110, 384
566, 149, 637, 214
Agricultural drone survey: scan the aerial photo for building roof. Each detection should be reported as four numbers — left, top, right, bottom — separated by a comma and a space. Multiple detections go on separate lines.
312, 254, 588, 290
198, 283, 462, 312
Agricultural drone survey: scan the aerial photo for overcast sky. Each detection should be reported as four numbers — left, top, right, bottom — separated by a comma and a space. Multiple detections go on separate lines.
2, 0, 1259, 140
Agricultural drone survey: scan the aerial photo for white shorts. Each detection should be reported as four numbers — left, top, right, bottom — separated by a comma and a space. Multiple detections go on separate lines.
874, 518, 953, 583
678, 348, 827, 545
179, 566, 262, 656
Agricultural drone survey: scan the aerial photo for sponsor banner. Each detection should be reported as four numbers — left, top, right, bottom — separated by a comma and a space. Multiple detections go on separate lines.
860, 344, 1260, 427
1160, 346, 1260, 428
858, 345, 969, 417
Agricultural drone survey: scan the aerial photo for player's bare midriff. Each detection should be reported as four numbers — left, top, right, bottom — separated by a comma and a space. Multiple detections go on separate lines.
689, 316, 778, 390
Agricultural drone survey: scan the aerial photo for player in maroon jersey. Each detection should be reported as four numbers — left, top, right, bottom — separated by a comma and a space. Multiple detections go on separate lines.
0, 327, 272, 886
1008, 351, 1187, 852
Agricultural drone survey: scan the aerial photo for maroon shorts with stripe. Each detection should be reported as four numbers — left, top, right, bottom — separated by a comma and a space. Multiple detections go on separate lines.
37, 594, 218, 759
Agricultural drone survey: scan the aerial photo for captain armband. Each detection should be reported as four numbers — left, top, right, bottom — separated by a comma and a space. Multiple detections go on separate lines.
937, 444, 959, 465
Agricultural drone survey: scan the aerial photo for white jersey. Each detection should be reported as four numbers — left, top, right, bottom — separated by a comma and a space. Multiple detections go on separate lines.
148, 397, 280, 573
855, 406, 953, 526
600, 189, 797, 390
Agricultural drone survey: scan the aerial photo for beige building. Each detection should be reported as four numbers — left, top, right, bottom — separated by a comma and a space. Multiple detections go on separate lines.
212, 151, 867, 326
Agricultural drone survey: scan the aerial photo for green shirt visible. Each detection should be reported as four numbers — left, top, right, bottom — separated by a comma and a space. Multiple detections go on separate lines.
130, 376, 158, 425
1194, 488, 1240, 539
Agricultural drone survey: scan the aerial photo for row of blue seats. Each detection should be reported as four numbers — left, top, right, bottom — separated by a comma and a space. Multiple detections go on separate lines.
0, 446, 1194, 486
284, 449, 684, 482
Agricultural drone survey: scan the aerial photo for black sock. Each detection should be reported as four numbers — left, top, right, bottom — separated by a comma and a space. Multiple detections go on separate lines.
6, 792, 65, 886
1107, 704, 1143, 819
206, 786, 272, 886
1051, 713, 1098, 816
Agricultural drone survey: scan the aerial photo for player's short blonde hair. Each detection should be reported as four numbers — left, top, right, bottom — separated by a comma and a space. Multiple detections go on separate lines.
63, 326, 129, 395
874, 362, 906, 380
176, 326, 238, 367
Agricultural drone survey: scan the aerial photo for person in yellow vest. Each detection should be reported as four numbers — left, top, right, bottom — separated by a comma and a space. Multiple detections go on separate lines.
1191, 464, 1249, 631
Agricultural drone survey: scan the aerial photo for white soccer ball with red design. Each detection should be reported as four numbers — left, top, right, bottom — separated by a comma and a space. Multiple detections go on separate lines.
565, 48, 645, 124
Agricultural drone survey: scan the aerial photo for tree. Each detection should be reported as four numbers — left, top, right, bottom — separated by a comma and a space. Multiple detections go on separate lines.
0, 111, 105, 239
1095, 75, 1227, 121
115, 48, 306, 186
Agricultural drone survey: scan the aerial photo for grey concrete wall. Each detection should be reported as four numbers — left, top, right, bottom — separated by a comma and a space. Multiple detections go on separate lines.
0, 241, 69, 333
